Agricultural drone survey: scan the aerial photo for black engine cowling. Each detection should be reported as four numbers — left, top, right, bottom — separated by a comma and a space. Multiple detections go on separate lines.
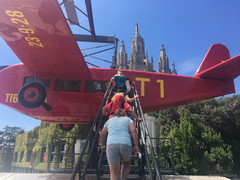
18, 82, 47, 108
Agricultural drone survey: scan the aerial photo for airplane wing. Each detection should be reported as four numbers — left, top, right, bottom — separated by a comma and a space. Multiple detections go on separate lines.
0, 0, 91, 77
195, 54, 240, 80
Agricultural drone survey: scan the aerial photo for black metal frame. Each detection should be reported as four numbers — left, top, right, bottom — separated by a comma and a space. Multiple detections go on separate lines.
70, 82, 175, 179
59, 0, 119, 68
132, 82, 163, 180
70, 82, 112, 180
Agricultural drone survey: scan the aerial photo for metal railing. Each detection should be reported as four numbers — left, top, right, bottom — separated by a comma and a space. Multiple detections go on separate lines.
71, 81, 172, 180
132, 82, 163, 180
70, 83, 113, 180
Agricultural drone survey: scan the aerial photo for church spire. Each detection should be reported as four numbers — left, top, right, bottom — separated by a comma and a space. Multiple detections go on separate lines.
157, 44, 171, 74
116, 40, 128, 69
160, 44, 166, 57
120, 40, 126, 52
172, 61, 178, 75
135, 23, 139, 36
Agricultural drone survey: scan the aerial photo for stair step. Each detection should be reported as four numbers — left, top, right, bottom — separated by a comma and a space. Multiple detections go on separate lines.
101, 165, 140, 171
103, 154, 139, 161
131, 154, 140, 160
100, 174, 142, 180
101, 165, 142, 176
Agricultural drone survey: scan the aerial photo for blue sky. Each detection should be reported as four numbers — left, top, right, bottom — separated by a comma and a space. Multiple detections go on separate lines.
0, 0, 240, 131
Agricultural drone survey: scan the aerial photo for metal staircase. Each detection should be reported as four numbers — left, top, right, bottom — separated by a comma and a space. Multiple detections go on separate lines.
71, 82, 163, 180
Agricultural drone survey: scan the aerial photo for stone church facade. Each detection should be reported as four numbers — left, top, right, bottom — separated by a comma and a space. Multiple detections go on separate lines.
114, 24, 177, 74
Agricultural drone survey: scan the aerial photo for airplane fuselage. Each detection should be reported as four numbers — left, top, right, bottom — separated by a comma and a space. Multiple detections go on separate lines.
0, 64, 235, 124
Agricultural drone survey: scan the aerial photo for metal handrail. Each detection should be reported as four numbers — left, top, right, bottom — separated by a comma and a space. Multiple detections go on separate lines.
96, 149, 105, 180
96, 85, 145, 179
132, 86, 153, 179
70, 83, 112, 180
95, 87, 114, 180
82, 85, 113, 179
81, 115, 104, 179
133, 82, 162, 180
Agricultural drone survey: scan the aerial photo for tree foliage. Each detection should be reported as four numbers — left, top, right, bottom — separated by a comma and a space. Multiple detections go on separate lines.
166, 109, 233, 175
0, 126, 25, 172
151, 95, 240, 176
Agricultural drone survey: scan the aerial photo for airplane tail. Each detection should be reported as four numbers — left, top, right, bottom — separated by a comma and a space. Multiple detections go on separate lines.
194, 44, 240, 80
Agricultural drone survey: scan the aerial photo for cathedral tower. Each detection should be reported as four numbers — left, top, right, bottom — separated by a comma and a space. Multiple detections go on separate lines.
116, 40, 128, 69
114, 24, 176, 74
157, 44, 171, 74
128, 24, 153, 71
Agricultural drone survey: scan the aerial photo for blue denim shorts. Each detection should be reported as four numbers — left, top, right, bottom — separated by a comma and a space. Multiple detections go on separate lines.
106, 144, 132, 164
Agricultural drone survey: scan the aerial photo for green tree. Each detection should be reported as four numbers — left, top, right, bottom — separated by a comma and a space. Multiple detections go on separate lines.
0, 126, 25, 172
200, 126, 233, 174
167, 109, 233, 175
156, 107, 180, 136
200, 96, 240, 175
168, 109, 201, 174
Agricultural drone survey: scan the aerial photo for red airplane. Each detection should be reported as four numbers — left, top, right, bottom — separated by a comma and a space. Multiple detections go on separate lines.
0, 0, 240, 131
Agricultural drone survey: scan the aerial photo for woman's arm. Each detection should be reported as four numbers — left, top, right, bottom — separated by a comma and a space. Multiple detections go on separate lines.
102, 105, 109, 116
129, 122, 139, 154
125, 94, 139, 103
128, 107, 142, 121
100, 127, 108, 151
110, 76, 115, 83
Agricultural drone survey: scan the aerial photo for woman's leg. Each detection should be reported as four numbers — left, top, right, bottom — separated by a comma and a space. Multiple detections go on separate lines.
106, 144, 121, 180
119, 144, 132, 179
121, 160, 131, 179
109, 162, 120, 180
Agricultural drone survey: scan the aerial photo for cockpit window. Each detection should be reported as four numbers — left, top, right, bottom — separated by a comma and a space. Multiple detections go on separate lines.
23, 77, 51, 90
54, 79, 81, 92
85, 81, 108, 93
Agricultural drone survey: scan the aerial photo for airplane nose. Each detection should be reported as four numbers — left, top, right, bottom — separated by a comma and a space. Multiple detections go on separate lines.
18, 82, 46, 108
